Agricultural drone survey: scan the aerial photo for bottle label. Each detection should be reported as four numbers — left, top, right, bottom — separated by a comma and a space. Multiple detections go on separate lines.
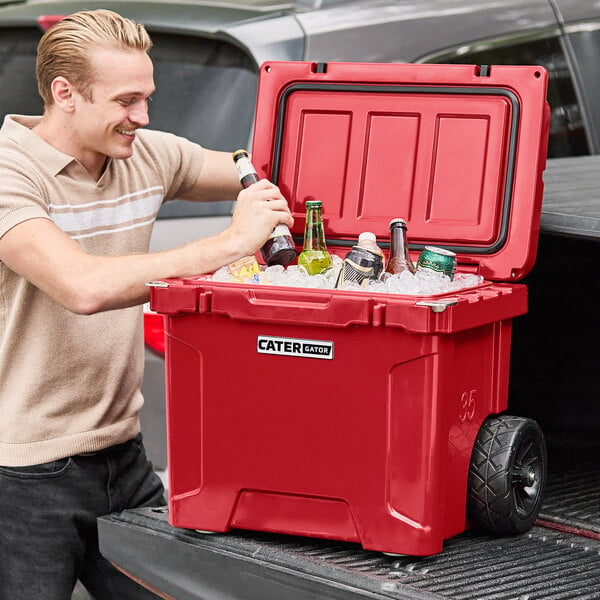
227, 255, 261, 283
335, 247, 383, 288
235, 156, 256, 181
268, 223, 291, 240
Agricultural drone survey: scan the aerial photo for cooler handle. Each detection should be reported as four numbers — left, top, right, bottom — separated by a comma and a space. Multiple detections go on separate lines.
209, 287, 373, 327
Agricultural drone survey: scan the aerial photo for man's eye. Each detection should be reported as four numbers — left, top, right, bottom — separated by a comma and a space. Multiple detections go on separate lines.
118, 98, 136, 106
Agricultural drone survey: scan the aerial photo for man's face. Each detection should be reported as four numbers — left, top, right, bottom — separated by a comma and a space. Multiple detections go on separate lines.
70, 46, 155, 171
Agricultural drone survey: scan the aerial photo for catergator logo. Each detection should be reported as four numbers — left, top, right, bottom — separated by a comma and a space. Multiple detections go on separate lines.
257, 336, 334, 360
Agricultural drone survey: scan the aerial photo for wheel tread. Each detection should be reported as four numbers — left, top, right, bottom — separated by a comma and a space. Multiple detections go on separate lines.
467, 415, 547, 534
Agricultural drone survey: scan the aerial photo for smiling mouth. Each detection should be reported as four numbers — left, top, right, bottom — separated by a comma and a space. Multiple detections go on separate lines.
116, 128, 136, 140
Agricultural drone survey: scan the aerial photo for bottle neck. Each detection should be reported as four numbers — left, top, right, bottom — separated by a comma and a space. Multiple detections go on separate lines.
386, 224, 415, 273
357, 236, 383, 258
234, 154, 260, 188
303, 207, 326, 251
390, 225, 409, 257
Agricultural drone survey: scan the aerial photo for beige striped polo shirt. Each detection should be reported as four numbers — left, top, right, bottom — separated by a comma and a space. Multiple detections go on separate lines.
0, 115, 204, 466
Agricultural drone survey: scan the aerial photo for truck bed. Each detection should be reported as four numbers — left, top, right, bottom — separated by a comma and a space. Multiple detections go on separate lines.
541, 156, 600, 240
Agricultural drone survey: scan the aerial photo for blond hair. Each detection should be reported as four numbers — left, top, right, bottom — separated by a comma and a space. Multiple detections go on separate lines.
36, 9, 152, 106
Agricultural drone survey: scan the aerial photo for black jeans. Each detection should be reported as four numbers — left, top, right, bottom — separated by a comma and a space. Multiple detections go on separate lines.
0, 434, 165, 600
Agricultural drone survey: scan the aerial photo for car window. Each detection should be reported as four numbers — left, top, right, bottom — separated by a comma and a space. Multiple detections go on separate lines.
149, 32, 259, 219
562, 23, 600, 154
422, 35, 588, 158
0, 27, 44, 116
148, 32, 257, 153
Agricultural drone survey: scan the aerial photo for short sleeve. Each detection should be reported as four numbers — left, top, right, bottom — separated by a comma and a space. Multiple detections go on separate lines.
0, 155, 51, 240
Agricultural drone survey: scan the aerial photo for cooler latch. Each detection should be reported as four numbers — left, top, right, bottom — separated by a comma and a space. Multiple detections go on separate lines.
415, 299, 459, 313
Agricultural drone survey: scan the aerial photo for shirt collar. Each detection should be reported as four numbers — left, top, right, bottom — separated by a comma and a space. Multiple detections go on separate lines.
2, 114, 78, 177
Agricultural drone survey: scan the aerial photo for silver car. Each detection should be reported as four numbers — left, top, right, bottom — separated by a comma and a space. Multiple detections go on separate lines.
0, 0, 598, 468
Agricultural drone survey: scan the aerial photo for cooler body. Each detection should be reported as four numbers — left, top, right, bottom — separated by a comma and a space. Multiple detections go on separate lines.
152, 282, 525, 556
150, 61, 549, 556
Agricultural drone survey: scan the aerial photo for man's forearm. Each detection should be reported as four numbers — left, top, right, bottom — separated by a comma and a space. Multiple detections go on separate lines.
74, 230, 243, 313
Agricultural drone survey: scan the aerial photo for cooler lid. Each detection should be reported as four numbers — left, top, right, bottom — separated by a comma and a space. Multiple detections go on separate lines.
251, 61, 550, 281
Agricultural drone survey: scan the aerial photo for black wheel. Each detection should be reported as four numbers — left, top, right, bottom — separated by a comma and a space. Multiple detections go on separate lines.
467, 415, 547, 534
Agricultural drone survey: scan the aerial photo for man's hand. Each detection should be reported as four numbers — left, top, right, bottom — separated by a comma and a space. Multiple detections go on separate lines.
226, 179, 294, 257
176, 147, 295, 255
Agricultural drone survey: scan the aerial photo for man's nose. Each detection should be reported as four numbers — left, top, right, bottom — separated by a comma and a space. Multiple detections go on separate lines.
130, 102, 150, 126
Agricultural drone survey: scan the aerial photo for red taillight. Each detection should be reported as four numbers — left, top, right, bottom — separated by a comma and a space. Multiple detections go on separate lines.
113, 565, 175, 600
144, 312, 165, 357
37, 15, 67, 32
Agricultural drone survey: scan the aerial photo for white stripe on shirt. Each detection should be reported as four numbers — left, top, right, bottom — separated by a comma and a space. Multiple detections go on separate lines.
49, 193, 164, 235
71, 216, 158, 240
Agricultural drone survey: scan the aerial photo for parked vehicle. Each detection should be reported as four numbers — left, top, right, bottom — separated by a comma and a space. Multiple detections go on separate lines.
0, 1, 598, 597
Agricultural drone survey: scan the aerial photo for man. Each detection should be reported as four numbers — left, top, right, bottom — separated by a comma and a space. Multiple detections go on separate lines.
0, 9, 293, 599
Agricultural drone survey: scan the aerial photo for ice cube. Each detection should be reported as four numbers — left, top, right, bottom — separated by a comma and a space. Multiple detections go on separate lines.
211, 267, 232, 282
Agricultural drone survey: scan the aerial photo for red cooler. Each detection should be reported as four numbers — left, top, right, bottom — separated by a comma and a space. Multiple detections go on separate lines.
149, 62, 550, 556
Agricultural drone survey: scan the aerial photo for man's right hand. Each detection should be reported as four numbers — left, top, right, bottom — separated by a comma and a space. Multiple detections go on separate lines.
226, 179, 294, 257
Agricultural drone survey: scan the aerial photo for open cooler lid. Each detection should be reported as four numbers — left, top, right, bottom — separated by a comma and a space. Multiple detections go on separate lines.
251, 62, 550, 281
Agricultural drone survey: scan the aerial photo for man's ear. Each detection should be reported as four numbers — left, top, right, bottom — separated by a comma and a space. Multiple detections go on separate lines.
51, 76, 76, 112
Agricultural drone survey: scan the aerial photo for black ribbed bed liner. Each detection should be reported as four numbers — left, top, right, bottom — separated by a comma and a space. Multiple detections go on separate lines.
538, 442, 600, 534
284, 528, 600, 599
100, 507, 600, 600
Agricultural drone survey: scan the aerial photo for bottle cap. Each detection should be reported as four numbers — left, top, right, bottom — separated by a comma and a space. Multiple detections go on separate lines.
232, 149, 249, 160
305, 200, 322, 208
389, 218, 407, 227
358, 232, 376, 243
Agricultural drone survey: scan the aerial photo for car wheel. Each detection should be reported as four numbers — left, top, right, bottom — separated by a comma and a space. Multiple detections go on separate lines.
467, 415, 547, 534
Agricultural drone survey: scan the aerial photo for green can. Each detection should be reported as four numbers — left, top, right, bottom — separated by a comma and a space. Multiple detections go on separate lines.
416, 246, 457, 280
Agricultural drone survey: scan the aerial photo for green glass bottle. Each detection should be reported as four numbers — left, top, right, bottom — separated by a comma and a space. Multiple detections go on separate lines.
298, 200, 332, 275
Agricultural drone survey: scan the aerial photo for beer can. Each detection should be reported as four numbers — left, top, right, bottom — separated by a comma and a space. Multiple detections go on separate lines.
335, 246, 384, 288
416, 246, 457, 280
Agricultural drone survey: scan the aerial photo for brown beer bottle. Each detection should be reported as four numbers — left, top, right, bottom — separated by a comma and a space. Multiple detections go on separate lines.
384, 218, 415, 276
232, 149, 297, 266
